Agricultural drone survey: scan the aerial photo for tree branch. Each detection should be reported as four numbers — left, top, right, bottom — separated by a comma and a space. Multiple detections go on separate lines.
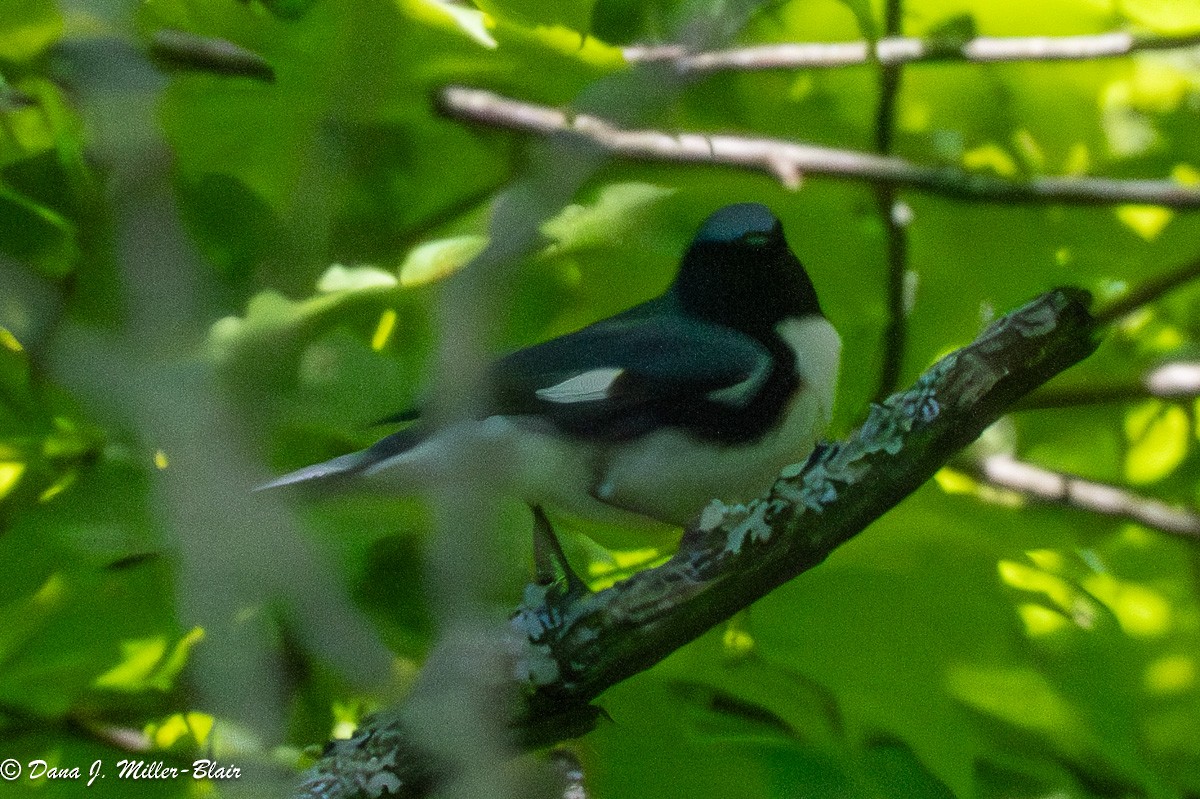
436, 86, 1200, 208
963, 454, 1200, 540
148, 29, 275, 82
1017, 361, 1200, 410
295, 287, 1100, 799
871, 0, 911, 402
1093, 255, 1200, 324
623, 29, 1200, 73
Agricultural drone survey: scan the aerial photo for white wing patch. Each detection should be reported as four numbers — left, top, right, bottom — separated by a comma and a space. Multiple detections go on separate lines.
536, 367, 625, 404
706, 349, 772, 407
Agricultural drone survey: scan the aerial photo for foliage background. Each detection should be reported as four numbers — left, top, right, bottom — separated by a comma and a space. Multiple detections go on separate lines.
2, 0, 1200, 796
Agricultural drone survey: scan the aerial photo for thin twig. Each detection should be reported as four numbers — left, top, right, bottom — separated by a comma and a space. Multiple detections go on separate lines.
966, 454, 1200, 539
1093, 255, 1200, 323
1017, 361, 1200, 410
1018, 252, 1200, 410
71, 719, 154, 753
872, 0, 909, 402
149, 29, 275, 82
623, 29, 1200, 73
436, 86, 1200, 208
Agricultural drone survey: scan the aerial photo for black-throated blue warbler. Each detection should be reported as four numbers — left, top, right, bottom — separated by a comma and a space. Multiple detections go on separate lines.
261, 203, 841, 532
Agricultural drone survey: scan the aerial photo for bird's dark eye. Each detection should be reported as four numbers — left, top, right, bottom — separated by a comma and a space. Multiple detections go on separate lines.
742, 232, 769, 245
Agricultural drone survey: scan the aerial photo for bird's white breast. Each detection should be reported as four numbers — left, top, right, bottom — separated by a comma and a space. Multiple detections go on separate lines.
365, 316, 841, 532
596, 315, 841, 525
491, 315, 841, 528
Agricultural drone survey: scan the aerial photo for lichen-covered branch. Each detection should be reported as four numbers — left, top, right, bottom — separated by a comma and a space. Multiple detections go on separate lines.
623, 29, 1200, 73
296, 287, 1099, 798
436, 87, 1200, 208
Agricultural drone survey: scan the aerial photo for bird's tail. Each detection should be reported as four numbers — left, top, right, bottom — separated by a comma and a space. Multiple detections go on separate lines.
254, 428, 425, 492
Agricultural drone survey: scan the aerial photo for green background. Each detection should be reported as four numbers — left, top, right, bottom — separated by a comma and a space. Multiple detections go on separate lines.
2, 0, 1200, 796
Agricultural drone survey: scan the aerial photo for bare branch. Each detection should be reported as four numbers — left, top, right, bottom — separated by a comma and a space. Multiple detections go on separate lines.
871, 0, 911, 402
1017, 361, 1200, 410
296, 287, 1100, 798
966, 454, 1200, 539
1094, 255, 1200, 324
437, 86, 1200, 208
624, 30, 1200, 73
149, 29, 275, 82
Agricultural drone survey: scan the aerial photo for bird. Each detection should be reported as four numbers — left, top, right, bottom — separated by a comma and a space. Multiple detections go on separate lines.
260, 203, 841, 532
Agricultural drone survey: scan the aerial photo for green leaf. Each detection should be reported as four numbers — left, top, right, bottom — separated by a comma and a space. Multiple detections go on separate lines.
398, 236, 487, 287
591, 0, 684, 43
834, 0, 878, 40
862, 737, 956, 799
0, 0, 62, 63
541, 182, 677, 255
473, 0, 595, 32
1124, 399, 1189, 484
258, 0, 321, 21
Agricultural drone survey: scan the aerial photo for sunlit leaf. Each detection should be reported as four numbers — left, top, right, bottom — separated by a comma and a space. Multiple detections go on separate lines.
1116, 204, 1174, 240
1119, 0, 1200, 34
1144, 654, 1196, 695
0, 460, 25, 499
1124, 400, 1189, 484
473, 0, 594, 31
92, 637, 168, 691
317, 264, 398, 294
398, 236, 487, 287
962, 143, 1019, 177
541, 182, 677, 255
1082, 573, 1172, 638
945, 666, 1083, 742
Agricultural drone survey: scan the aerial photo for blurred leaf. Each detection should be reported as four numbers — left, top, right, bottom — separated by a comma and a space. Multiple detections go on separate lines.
473, 0, 594, 32
927, 13, 978, 47
0, 574, 66, 668
92, 627, 204, 692
1124, 400, 1189, 484
258, 0, 321, 21
862, 737, 957, 799
0, 0, 62, 63
398, 236, 487, 287
4, 0, 1200, 795
591, 0, 683, 43
1119, 0, 1200, 33
946, 665, 1087, 748
541, 182, 677, 255
0, 181, 78, 278
834, 0, 878, 39
1116, 204, 1174, 241
149, 29, 275, 81
317, 264, 399, 293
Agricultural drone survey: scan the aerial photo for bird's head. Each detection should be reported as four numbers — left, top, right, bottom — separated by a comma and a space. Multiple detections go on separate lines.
673, 203, 823, 335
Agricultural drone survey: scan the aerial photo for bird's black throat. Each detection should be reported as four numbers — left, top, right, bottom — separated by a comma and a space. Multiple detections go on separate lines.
673, 233, 824, 340
657, 228, 821, 444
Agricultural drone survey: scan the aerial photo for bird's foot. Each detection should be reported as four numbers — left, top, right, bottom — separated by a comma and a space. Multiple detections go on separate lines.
530, 505, 588, 599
